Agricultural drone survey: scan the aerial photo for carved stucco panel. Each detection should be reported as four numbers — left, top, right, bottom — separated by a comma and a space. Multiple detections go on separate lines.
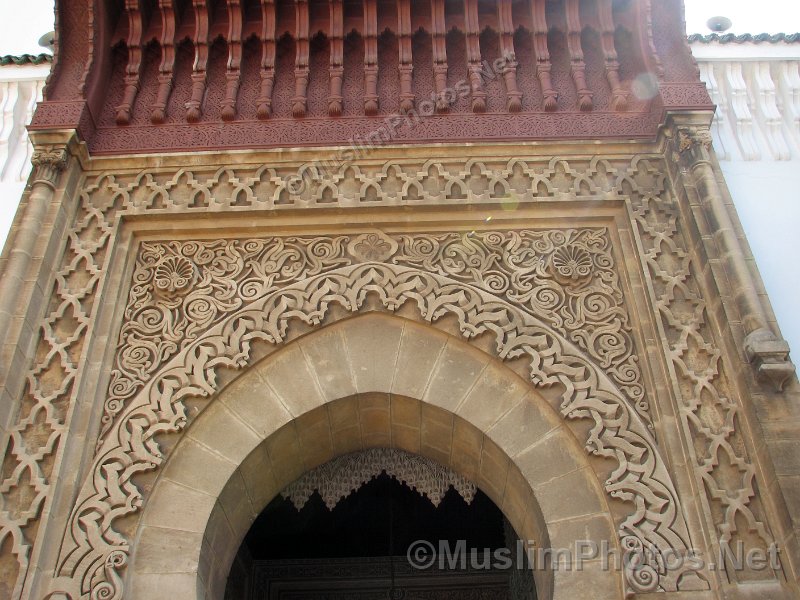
624, 157, 782, 584
102, 228, 646, 447
0, 169, 112, 599
279, 447, 479, 510
1, 153, 752, 600
49, 258, 703, 598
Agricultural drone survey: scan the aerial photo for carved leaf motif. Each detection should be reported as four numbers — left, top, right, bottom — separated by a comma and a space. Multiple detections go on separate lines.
2, 155, 694, 599
56, 262, 695, 598
550, 244, 593, 281
100, 229, 648, 445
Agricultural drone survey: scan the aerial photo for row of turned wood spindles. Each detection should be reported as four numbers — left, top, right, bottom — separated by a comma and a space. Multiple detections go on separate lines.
115, 0, 632, 125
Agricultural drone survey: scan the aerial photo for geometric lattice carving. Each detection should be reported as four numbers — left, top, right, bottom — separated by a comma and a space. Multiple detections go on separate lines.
4, 153, 642, 598
52, 260, 700, 598
3, 154, 716, 599
0, 184, 112, 600
626, 157, 781, 583
280, 448, 478, 510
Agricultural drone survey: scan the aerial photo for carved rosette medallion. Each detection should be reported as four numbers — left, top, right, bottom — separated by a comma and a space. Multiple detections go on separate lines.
347, 231, 399, 262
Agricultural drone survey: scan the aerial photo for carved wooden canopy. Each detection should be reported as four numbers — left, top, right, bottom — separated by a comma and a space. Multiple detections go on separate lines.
31, 0, 712, 154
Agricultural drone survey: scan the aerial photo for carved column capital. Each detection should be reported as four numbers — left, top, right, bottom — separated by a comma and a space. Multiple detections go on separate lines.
675, 126, 713, 165
31, 146, 69, 188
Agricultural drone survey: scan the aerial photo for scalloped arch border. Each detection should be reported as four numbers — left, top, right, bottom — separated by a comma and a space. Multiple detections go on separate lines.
49, 262, 704, 598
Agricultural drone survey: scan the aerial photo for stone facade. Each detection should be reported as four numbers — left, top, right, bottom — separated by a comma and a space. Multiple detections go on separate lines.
0, 2, 798, 600
692, 34, 800, 361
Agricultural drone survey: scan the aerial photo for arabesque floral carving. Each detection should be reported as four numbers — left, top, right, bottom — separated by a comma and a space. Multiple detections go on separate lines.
100, 229, 647, 444
1, 154, 736, 600
348, 231, 398, 262
51, 262, 702, 599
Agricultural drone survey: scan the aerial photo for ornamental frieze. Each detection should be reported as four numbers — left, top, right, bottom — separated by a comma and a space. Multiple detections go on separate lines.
55, 261, 702, 598
6, 153, 654, 600
629, 157, 782, 584
279, 448, 478, 510
0, 153, 781, 599
102, 228, 646, 444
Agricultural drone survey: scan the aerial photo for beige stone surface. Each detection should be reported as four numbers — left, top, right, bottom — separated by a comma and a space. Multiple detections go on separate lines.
1, 133, 797, 600
342, 314, 404, 393
142, 479, 217, 533
422, 342, 488, 412
127, 333, 622, 600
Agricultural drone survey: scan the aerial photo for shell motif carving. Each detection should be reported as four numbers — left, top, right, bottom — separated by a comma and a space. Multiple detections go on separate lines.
153, 255, 196, 299
99, 229, 648, 445
550, 244, 593, 282
2, 155, 750, 600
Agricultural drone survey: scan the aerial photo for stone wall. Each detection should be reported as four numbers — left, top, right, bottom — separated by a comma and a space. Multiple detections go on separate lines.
0, 127, 796, 599
0, 9, 798, 600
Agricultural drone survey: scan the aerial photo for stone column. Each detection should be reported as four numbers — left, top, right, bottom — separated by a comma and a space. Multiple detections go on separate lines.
676, 124, 796, 391
0, 144, 67, 349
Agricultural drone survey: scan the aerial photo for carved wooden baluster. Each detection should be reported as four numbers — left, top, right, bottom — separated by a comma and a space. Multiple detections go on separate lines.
497, 0, 522, 112
151, 0, 177, 123
640, 0, 664, 80
397, 0, 414, 111
257, 0, 276, 119
116, 0, 144, 125
607, 0, 663, 88
328, 0, 344, 116
363, 0, 379, 115
430, 0, 449, 112
187, 0, 210, 122
596, 0, 627, 110
530, 0, 557, 111
222, 0, 243, 120
565, 0, 592, 110
464, 0, 485, 112
292, 0, 310, 118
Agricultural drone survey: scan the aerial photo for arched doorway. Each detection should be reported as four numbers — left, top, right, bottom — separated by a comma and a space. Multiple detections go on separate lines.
225, 448, 536, 599
126, 314, 622, 600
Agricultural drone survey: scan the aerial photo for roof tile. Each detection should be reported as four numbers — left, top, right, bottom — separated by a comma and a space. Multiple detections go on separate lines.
688, 32, 800, 44
0, 53, 53, 66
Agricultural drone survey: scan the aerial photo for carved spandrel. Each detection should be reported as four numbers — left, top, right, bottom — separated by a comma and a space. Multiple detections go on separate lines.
6, 154, 704, 600
100, 229, 648, 445
59, 259, 698, 597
